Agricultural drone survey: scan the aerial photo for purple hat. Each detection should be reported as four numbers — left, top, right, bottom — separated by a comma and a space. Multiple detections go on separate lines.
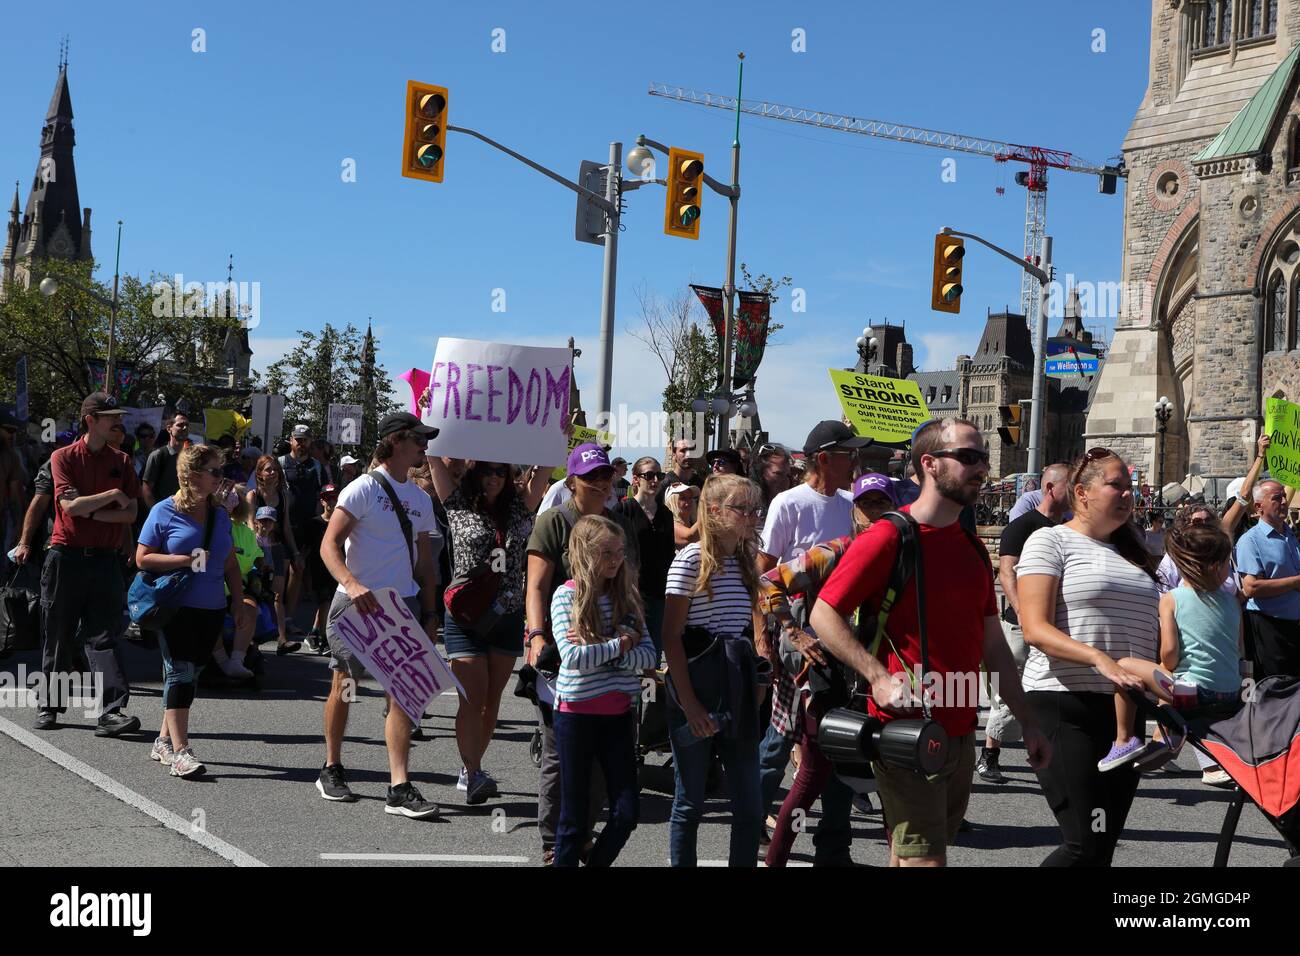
852, 472, 896, 505
567, 442, 612, 477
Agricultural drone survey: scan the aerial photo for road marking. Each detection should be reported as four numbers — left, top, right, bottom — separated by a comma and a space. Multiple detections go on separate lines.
320, 852, 530, 863
0, 713, 267, 868
675, 859, 812, 867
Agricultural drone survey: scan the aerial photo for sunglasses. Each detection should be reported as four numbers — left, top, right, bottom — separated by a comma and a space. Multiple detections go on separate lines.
479, 464, 509, 477
201, 467, 224, 479
1071, 446, 1117, 485
636, 470, 664, 481
929, 448, 990, 467
722, 504, 764, 518
579, 468, 615, 482
710, 460, 735, 472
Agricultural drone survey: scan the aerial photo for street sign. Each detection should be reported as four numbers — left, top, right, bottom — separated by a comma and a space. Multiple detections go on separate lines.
574, 160, 607, 246
15, 356, 28, 421
1045, 337, 1099, 378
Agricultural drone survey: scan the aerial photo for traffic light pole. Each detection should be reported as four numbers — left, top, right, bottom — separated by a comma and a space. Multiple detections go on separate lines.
941, 227, 1052, 472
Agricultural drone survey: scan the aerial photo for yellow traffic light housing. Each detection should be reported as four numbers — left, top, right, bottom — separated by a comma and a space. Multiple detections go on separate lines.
402, 81, 449, 183
931, 234, 964, 313
664, 147, 704, 239
997, 403, 1023, 447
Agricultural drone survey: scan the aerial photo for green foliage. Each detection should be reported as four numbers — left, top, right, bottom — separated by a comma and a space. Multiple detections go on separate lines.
739, 262, 792, 342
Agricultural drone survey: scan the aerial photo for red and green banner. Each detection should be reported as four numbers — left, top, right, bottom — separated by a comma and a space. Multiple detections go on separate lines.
733, 291, 771, 388
689, 284, 726, 345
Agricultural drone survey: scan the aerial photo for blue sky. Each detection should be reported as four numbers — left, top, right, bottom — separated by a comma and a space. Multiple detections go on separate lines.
1, 0, 1150, 459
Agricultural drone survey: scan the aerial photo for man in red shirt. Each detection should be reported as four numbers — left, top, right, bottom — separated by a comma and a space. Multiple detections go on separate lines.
37, 393, 142, 735
810, 417, 1050, 867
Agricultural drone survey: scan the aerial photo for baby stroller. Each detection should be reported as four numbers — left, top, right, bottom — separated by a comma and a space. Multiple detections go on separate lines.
1132, 676, 1300, 866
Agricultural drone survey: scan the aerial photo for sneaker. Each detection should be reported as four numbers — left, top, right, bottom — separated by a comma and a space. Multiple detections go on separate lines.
1202, 768, 1234, 788
541, 848, 555, 867
457, 767, 469, 792
317, 763, 358, 802
169, 747, 205, 778
33, 709, 59, 731
466, 770, 498, 805
1133, 728, 1186, 773
385, 782, 440, 819
219, 657, 255, 680
95, 712, 142, 738
976, 749, 1008, 784
852, 792, 876, 815
276, 641, 302, 656
150, 736, 175, 766
1097, 738, 1145, 772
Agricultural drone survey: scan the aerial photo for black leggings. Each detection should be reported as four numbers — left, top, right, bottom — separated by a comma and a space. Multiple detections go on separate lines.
1027, 690, 1140, 867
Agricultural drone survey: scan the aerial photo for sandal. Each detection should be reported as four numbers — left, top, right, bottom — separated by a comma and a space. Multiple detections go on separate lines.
277, 641, 302, 656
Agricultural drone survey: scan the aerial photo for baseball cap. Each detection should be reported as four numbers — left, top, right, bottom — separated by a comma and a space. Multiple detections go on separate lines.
320, 483, 339, 500
292, 424, 311, 438
81, 392, 125, 418
255, 506, 278, 522
339, 454, 359, 467
852, 472, 896, 505
567, 442, 612, 477
611, 457, 627, 468
803, 420, 870, 455
706, 448, 743, 471
664, 482, 700, 507
378, 411, 439, 440
0, 408, 19, 430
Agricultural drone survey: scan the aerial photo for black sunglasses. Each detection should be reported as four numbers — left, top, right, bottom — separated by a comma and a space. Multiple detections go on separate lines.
1071, 446, 1116, 485
929, 447, 990, 467
479, 464, 509, 477
202, 467, 224, 479
636, 470, 664, 481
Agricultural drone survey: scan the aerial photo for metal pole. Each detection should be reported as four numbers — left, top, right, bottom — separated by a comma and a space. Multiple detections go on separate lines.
595, 142, 621, 433
107, 220, 122, 398
717, 53, 744, 451
1158, 422, 1167, 508
1026, 235, 1052, 474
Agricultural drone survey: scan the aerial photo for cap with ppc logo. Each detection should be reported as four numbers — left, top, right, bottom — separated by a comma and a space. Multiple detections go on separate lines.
255, 506, 278, 522
567, 442, 612, 477
80, 392, 125, 418
852, 472, 896, 505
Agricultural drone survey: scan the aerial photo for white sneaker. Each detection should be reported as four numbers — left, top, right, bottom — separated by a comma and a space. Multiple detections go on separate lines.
150, 736, 175, 766
457, 767, 469, 792
1202, 768, 1233, 788
219, 657, 255, 680
170, 748, 206, 778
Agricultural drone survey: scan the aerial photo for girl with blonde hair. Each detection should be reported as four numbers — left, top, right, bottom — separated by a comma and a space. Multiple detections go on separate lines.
137, 445, 252, 778
549, 515, 657, 866
661, 473, 766, 866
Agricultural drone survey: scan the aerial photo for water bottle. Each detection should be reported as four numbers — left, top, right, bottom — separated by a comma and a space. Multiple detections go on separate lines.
671, 711, 730, 748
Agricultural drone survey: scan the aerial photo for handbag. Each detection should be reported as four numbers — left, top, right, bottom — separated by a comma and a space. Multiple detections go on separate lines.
444, 528, 505, 634
128, 504, 216, 629
0, 561, 41, 656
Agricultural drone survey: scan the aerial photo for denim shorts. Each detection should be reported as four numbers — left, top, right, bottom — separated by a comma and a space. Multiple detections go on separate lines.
442, 609, 525, 660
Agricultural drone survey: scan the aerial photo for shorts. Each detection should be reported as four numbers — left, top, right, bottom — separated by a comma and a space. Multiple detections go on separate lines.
872, 732, 975, 860
442, 609, 525, 660
266, 542, 286, 578
326, 590, 423, 678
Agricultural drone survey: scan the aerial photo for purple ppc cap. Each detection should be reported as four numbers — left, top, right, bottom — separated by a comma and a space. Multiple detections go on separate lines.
852, 472, 896, 505
566, 442, 612, 477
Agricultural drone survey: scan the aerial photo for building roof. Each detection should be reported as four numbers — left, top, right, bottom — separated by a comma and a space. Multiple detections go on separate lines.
971, 311, 1033, 371
908, 369, 960, 412
17, 66, 87, 259
1195, 41, 1300, 162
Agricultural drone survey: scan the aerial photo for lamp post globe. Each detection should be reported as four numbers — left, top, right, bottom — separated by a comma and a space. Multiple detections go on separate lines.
625, 145, 654, 179
39, 277, 58, 297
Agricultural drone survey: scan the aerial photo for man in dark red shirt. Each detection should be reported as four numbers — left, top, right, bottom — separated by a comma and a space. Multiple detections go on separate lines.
810, 417, 1050, 868
37, 392, 142, 735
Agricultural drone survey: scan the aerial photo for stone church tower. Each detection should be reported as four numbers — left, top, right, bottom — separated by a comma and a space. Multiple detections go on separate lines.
1086, 1, 1300, 494
1, 63, 93, 295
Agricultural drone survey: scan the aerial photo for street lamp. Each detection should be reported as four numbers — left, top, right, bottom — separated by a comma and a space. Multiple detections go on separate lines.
1154, 395, 1173, 508
855, 327, 878, 372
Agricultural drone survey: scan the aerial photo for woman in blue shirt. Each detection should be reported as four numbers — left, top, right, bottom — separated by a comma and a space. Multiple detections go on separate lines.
137, 445, 251, 778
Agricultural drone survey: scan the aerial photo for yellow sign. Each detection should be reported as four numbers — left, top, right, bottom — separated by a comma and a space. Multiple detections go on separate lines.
828, 369, 930, 444
551, 425, 615, 481
1265, 397, 1300, 488
203, 408, 252, 441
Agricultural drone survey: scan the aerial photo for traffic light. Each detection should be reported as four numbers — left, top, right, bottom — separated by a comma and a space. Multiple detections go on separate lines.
931, 234, 964, 313
997, 403, 1023, 446
663, 147, 704, 239
402, 81, 449, 183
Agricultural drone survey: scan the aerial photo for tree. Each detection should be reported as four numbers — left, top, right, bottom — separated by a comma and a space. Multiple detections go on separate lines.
628, 282, 719, 445
0, 258, 248, 423
739, 261, 793, 343
263, 321, 400, 449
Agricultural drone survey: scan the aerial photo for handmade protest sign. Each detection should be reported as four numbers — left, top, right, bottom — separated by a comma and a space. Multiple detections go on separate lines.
422, 339, 571, 466
332, 587, 464, 722
828, 369, 930, 444
120, 407, 164, 441
327, 403, 363, 446
551, 424, 616, 480
1265, 397, 1300, 488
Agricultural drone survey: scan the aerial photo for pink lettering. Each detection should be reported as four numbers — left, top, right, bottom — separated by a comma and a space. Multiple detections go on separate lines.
507, 367, 524, 424
525, 369, 542, 425
542, 367, 570, 428
428, 362, 444, 414
486, 365, 503, 423
443, 362, 462, 419
464, 363, 483, 421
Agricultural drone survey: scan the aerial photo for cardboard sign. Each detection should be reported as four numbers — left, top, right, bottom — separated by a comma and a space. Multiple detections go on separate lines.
332, 587, 464, 722
828, 369, 930, 444
422, 339, 571, 466
120, 407, 164, 441
551, 424, 615, 481
1265, 397, 1300, 488
327, 403, 364, 446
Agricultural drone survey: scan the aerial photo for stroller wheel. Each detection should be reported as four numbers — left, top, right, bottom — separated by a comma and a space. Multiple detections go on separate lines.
529, 728, 543, 767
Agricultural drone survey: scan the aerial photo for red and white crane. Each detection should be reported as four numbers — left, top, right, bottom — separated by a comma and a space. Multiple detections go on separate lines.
647, 82, 1126, 318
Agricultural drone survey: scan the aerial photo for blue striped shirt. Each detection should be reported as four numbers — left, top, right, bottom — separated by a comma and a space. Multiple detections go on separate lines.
550, 584, 657, 705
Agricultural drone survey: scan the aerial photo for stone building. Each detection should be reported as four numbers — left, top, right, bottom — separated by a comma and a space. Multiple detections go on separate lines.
1086, 1, 1300, 494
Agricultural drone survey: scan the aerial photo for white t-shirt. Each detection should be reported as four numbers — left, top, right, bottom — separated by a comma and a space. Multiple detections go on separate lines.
335, 466, 440, 598
665, 543, 754, 636
1016, 524, 1160, 693
760, 482, 854, 562
538, 477, 620, 514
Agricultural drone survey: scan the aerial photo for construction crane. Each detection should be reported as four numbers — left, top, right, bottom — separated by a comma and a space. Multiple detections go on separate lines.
648, 83, 1126, 319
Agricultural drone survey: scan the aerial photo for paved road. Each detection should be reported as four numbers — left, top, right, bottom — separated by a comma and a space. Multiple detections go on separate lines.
0, 606, 1292, 868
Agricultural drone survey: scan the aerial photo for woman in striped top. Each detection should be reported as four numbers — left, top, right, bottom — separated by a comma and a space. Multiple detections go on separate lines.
549, 515, 657, 867
1017, 447, 1160, 866
662, 473, 766, 866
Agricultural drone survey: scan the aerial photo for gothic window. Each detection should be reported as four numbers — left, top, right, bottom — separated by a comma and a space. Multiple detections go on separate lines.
1195, 0, 1232, 50
943, 385, 952, 404
1291, 272, 1300, 351
1268, 271, 1287, 352
1290, 121, 1300, 172
1244, 0, 1278, 39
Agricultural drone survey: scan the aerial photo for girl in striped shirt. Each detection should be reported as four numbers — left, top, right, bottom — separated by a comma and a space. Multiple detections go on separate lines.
549, 515, 657, 867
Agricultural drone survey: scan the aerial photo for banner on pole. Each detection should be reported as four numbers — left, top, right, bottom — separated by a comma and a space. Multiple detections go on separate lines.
422, 339, 571, 466
828, 369, 930, 444
1265, 397, 1300, 488
327, 403, 364, 446
332, 587, 464, 723
690, 284, 726, 346
733, 291, 771, 388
